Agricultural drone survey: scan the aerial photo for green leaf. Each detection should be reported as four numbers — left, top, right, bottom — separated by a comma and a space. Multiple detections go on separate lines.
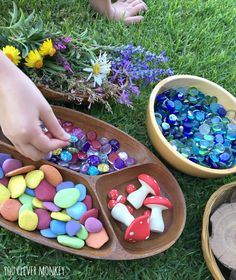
9, 2, 19, 26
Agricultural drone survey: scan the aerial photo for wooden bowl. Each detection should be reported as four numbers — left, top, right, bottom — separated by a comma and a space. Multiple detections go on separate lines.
202, 182, 236, 280
147, 75, 236, 178
0, 106, 186, 260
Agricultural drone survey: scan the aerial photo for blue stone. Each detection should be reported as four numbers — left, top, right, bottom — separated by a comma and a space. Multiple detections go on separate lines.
75, 184, 87, 201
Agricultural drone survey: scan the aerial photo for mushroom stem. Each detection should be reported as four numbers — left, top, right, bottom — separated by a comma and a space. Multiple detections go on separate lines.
111, 203, 135, 227
127, 186, 150, 209
149, 207, 165, 232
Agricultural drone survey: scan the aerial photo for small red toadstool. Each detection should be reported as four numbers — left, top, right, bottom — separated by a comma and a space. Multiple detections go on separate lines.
127, 174, 160, 209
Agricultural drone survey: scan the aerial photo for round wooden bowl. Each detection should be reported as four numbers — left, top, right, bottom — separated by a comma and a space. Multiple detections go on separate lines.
201, 181, 236, 280
147, 75, 236, 178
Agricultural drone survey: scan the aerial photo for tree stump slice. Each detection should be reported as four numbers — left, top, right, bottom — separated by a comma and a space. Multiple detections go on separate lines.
230, 189, 236, 203
209, 203, 236, 270
230, 270, 236, 280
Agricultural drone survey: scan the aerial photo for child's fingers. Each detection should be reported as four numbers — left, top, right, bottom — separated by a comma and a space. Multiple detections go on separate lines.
15, 143, 45, 161
31, 130, 69, 153
40, 107, 70, 141
124, 16, 144, 25
130, 3, 147, 15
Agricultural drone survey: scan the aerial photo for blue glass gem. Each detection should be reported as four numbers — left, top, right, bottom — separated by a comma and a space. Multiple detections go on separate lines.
215, 134, 224, 144
199, 124, 211, 135
219, 152, 231, 162
161, 122, 170, 130
217, 105, 227, 117
60, 151, 72, 162
88, 166, 99, 176
166, 100, 175, 111
69, 134, 78, 143
109, 139, 120, 152
168, 114, 178, 124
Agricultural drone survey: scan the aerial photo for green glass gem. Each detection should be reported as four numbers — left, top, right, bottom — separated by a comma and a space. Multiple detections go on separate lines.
199, 149, 210, 156
187, 87, 199, 97
204, 134, 214, 141
200, 140, 211, 150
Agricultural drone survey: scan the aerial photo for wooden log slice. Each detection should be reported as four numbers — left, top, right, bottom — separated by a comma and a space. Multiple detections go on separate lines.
230, 190, 236, 203
209, 203, 236, 270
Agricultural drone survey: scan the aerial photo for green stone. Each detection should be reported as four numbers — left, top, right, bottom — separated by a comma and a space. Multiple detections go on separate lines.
57, 235, 85, 249
19, 193, 33, 205
54, 189, 80, 208
76, 225, 89, 240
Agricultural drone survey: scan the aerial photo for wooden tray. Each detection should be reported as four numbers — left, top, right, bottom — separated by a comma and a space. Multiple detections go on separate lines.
0, 106, 186, 260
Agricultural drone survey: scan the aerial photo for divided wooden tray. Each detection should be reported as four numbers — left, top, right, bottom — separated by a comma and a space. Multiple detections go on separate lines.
0, 106, 186, 260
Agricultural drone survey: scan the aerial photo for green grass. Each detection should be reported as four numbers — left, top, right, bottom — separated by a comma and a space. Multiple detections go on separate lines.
0, 0, 236, 279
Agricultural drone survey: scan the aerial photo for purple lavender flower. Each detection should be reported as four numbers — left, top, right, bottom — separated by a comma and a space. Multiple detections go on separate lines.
109, 44, 173, 106
53, 37, 72, 50
62, 36, 72, 43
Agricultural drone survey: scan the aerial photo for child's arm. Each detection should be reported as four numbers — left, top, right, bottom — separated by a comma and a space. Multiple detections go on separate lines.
0, 51, 70, 161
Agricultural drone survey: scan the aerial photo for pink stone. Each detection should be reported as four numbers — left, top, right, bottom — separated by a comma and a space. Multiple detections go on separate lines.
35, 208, 51, 230
35, 180, 56, 202
80, 208, 98, 225
0, 177, 9, 187
82, 195, 93, 210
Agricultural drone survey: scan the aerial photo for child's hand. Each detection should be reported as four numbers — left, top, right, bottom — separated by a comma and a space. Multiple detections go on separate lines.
0, 52, 70, 161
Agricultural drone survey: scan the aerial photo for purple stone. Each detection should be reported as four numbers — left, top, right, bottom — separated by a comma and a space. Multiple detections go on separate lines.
82, 142, 91, 152
0, 153, 12, 166
70, 127, 83, 138
100, 143, 112, 155
99, 137, 109, 145
43, 202, 61, 212
50, 156, 59, 163
109, 166, 115, 173
109, 139, 120, 152
114, 158, 125, 170
56, 181, 75, 192
84, 217, 103, 233
66, 220, 81, 236
69, 163, 81, 172
87, 155, 100, 166
80, 163, 90, 174
124, 157, 136, 166
57, 160, 69, 167
2, 159, 22, 173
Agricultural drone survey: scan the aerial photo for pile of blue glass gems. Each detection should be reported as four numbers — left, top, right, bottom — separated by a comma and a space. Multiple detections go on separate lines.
44, 120, 136, 176
154, 87, 236, 169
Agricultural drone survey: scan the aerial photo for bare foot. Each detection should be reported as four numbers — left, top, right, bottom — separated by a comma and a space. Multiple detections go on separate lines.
90, 0, 147, 25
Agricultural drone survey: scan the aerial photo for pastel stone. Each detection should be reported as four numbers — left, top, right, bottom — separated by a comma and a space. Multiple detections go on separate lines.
18, 210, 38, 231
85, 227, 109, 249
66, 202, 87, 220
0, 167, 4, 179
19, 203, 33, 215
19, 194, 33, 205
8, 175, 26, 198
50, 220, 66, 235
0, 183, 10, 203
0, 153, 12, 166
25, 170, 44, 189
66, 220, 81, 236
56, 181, 74, 192
57, 235, 85, 249
51, 212, 71, 222
35, 180, 56, 201
82, 195, 93, 210
54, 188, 80, 208
35, 209, 51, 230
25, 187, 35, 197
32, 197, 44, 209
39, 165, 63, 187
80, 208, 99, 224
84, 217, 103, 233
0, 177, 9, 187
75, 184, 87, 201
76, 225, 88, 240
43, 202, 61, 212
5, 165, 35, 177
1, 199, 21, 221
40, 228, 57, 238
2, 159, 22, 174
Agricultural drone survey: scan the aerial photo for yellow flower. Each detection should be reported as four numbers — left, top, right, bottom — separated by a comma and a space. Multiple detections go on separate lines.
39, 39, 56, 57
2, 45, 21, 65
25, 50, 43, 69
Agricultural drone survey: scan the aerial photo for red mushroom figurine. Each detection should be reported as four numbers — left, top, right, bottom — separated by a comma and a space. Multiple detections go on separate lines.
111, 203, 150, 242
127, 174, 160, 209
143, 196, 173, 233
125, 184, 137, 194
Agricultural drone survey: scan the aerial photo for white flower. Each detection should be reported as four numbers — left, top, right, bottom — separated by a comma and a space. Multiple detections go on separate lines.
83, 52, 111, 87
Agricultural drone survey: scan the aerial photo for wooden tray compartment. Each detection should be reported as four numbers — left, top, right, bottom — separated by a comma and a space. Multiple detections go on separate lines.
0, 106, 186, 260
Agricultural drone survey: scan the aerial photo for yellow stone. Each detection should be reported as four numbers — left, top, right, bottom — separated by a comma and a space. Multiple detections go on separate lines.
8, 175, 26, 198
32, 197, 44, 209
51, 212, 71, 222
25, 170, 44, 189
0, 183, 10, 203
18, 210, 38, 231
52, 148, 62, 156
